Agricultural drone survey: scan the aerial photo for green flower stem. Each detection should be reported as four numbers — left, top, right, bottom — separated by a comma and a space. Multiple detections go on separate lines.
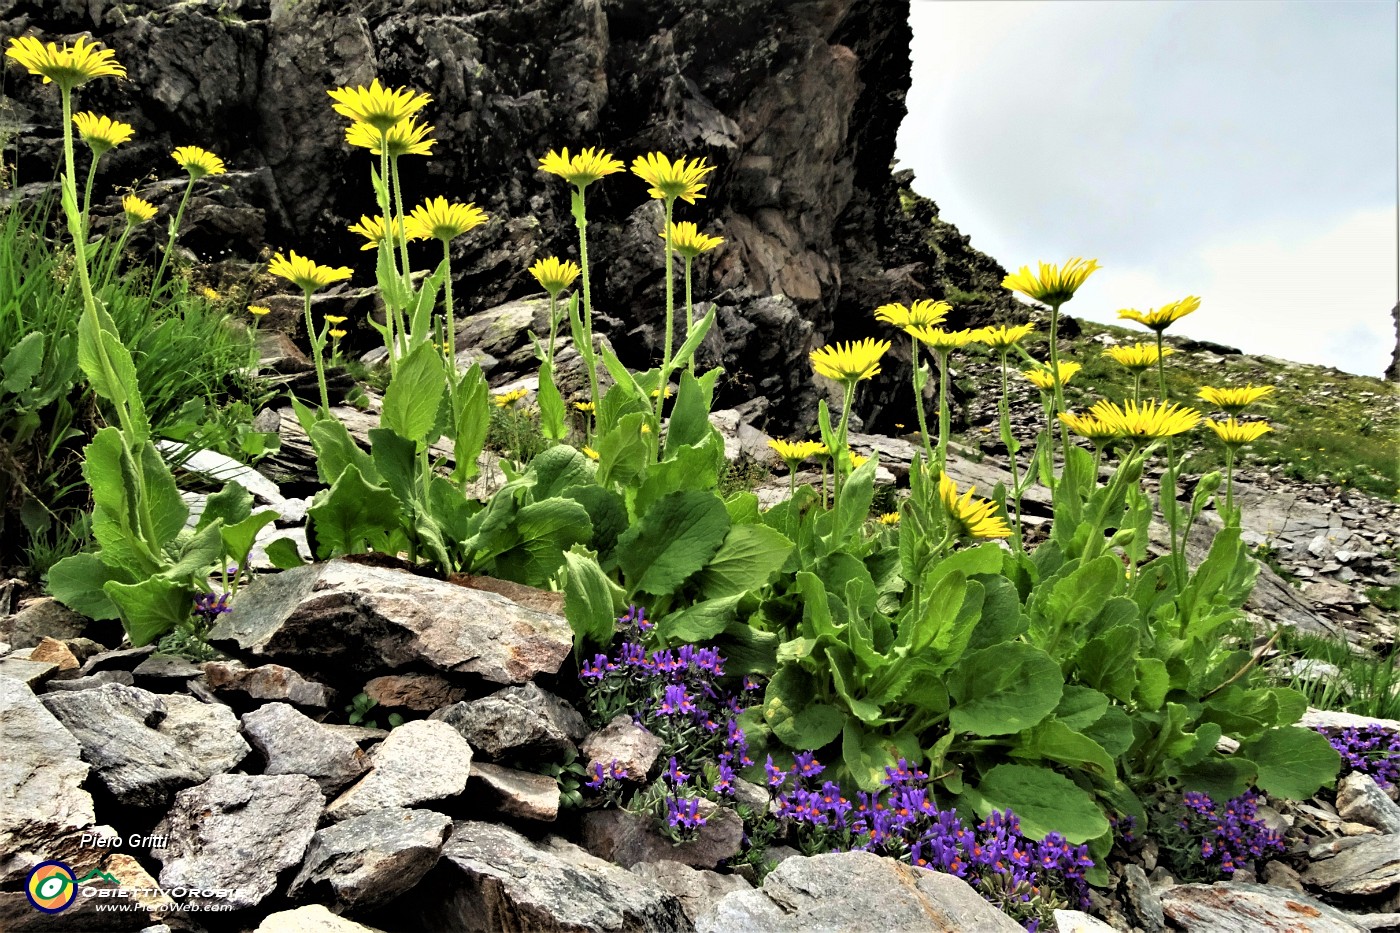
546, 293, 559, 369
100, 220, 134, 289
656, 196, 677, 415
303, 289, 331, 413
1092, 444, 1104, 486
574, 184, 601, 432
1132, 371, 1143, 405
80, 149, 101, 241
935, 348, 951, 475
389, 153, 414, 353
683, 255, 695, 374
1047, 299, 1067, 478
1000, 352, 1025, 549
1041, 391, 1058, 498
787, 461, 798, 503
151, 175, 195, 297
441, 238, 457, 390
834, 380, 856, 503
912, 334, 934, 466
374, 137, 402, 370
1224, 446, 1237, 524
1155, 328, 1185, 586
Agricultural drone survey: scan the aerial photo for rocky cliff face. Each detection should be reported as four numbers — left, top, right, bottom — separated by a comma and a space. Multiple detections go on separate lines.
1, 0, 1017, 430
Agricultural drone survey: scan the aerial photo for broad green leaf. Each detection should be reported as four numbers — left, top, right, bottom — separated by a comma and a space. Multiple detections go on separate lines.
161, 522, 225, 582
526, 445, 595, 501
1174, 757, 1257, 801
1032, 553, 1123, 643
695, 525, 794, 600
596, 412, 650, 490
1134, 657, 1170, 711
382, 342, 446, 445
105, 576, 191, 647
923, 542, 1005, 589
966, 763, 1110, 842
1082, 706, 1135, 757
563, 484, 627, 560
1055, 686, 1110, 732
451, 364, 490, 483
563, 549, 618, 655
724, 491, 761, 526
493, 497, 592, 586
537, 362, 567, 441
670, 304, 718, 373
716, 617, 780, 676
263, 537, 306, 569
830, 456, 876, 546
1, 331, 44, 394
898, 570, 968, 657
658, 595, 743, 643
948, 642, 1063, 736
1243, 727, 1341, 800
307, 465, 401, 558
843, 721, 921, 793
1014, 719, 1116, 777
966, 574, 1028, 651
221, 510, 278, 568
47, 553, 126, 619
138, 440, 188, 548
369, 427, 421, 511
1075, 625, 1141, 704
197, 481, 253, 532
616, 490, 730, 597
765, 666, 846, 750
663, 368, 722, 457
309, 417, 380, 486
635, 435, 725, 516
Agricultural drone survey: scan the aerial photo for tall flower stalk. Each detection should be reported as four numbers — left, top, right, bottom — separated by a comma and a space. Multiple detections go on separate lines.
977, 323, 1035, 544
405, 196, 489, 391
908, 326, 980, 475
153, 146, 226, 295
810, 338, 889, 500
874, 300, 949, 466
662, 221, 724, 372
529, 256, 581, 370
269, 251, 353, 414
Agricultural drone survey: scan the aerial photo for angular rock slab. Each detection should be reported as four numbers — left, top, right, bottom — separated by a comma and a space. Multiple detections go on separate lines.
256, 905, 388, 932
412, 820, 692, 932
470, 761, 560, 822
1337, 771, 1400, 834
0, 597, 88, 650
41, 684, 248, 808
581, 714, 665, 779
432, 682, 586, 762
630, 860, 752, 927
0, 678, 94, 883
1054, 909, 1119, 932
203, 659, 335, 708
695, 851, 1024, 933
364, 672, 466, 711
289, 807, 452, 909
1303, 834, 1400, 897
1161, 882, 1368, 932
242, 702, 370, 794
210, 560, 571, 683
156, 773, 323, 910
583, 804, 743, 870
326, 720, 472, 821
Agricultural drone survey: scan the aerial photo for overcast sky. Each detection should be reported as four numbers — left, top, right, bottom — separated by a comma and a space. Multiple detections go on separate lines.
896, 0, 1398, 377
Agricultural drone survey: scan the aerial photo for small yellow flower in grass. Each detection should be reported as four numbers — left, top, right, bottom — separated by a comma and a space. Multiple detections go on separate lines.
907, 326, 982, 351
662, 221, 724, 259
1059, 411, 1121, 445
810, 338, 890, 384
768, 439, 826, 466
1197, 384, 1274, 415
1088, 399, 1201, 440
631, 152, 715, 204
1103, 342, 1176, 371
405, 196, 488, 242
850, 453, 870, 469
121, 194, 156, 224
976, 323, 1035, 350
1204, 418, 1273, 447
268, 250, 353, 293
347, 214, 420, 251
72, 112, 133, 155
1022, 360, 1083, 391
649, 386, 673, 400
640, 423, 652, 434
939, 474, 1012, 539
581, 446, 600, 461
327, 78, 431, 133
874, 299, 950, 330
573, 401, 595, 412
200, 286, 221, 301
1002, 258, 1100, 305
171, 145, 226, 179
328, 328, 347, 339
529, 256, 582, 297
5, 35, 125, 90
492, 388, 529, 408
877, 512, 901, 526
345, 117, 435, 158
1117, 296, 1201, 333
248, 305, 271, 317
325, 315, 347, 325
538, 147, 625, 187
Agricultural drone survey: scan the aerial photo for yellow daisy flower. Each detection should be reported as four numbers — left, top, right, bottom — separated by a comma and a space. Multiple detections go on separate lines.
405, 197, 488, 242
874, 299, 950, 330
1059, 411, 1121, 444
72, 112, 133, 155
573, 401, 595, 412
631, 152, 715, 204
1103, 342, 1176, 371
248, 305, 271, 317
1204, 418, 1273, 446
171, 146, 226, 180
975, 323, 1035, 349
492, 388, 529, 408
121, 194, 157, 224
268, 251, 353, 293
328, 328, 347, 339
662, 221, 724, 259
767, 439, 826, 465
347, 214, 420, 251
877, 512, 901, 526
1197, 384, 1274, 415
581, 446, 600, 461
327, 79, 431, 133
1088, 399, 1201, 440
907, 326, 982, 351
344, 116, 435, 158
1002, 258, 1100, 305
538, 147, 625, 187
200, 286, 221, 301
850, 453, 870, 469
324, 315, 348, 324
810, 338, 890, 384
1022, 360, 1083, 391
1117, 296, 1201, 333
529, 256, 582, 296
939, 474, 1012, 539
5, 35, 125, 90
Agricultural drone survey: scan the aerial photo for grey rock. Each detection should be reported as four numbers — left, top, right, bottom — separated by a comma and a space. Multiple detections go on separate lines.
0, 656, 58, 688
431, 682, 586, 762
210, 560, 571, 684
0, 678, 94, 884
583, 803, 744, 870
1161, 881, 1367, 932
203, 659, 334, 708
79, 646, 156, 676
131, 654, 204, 683
1337, 772, 1400, 834
696, 851, 1023, 932
470, 761, 560, 822
42, 669, 137, 692
1303, 833, 1400, 896
1356, 913, 1400, 932
630, 860, 753, 927
27, 636, 79, 672
156, 774, 323, 910
241, 702, 369, 795
0, 597, 87, 650
1122, 862, 1165, 932
256, 905, 387, 932
289, 808, 452, 909
326, 720, 472, 821
1054, 909, 1118, 932
41, 684, 246, 808
581, 714, 665, 779
363, 672, 466, 711
412, 820, 692, 932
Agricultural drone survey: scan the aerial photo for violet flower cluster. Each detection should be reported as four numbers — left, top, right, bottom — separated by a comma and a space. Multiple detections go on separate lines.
1174, 790, 1284, 878
1317, 725, 1400, 788
192, 591, 232, 623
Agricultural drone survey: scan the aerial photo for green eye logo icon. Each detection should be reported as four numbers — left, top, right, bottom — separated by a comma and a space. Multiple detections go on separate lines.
26, 861, 77, 913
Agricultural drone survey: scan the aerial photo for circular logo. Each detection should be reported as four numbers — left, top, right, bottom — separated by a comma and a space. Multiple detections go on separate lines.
26, 861, 77, 913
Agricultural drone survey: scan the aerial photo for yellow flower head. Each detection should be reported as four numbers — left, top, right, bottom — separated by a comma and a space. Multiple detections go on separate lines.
327, 78, 431, 133
72, 112, 133, 155
939, 474, 1012, 539
1197, 384, 1274, 415
1059, 411, 1121, 445
405, 196, 488, 242
268, 250, 353, 293
324, 315, 347, 324
171, 146, 226, 180
976, 323, 1035, 350
345, 117, 436, 158
201, 286, 221, 301
1022, 360, 1083, 391
493, 388, 529, 408
1204, 418, 1273, 447
538, 147, 625, 187
573, 401, 596, 412
328, 328, 347, 339
121, 194, 157, 224
874, 299, 950, 331
5, 35, 125, 91
631, 152, 715, 204
907, 326, 981, 352
1117, 296, 1201, 333
767, 438, 826, 465
1002, 257, 1100, 305
1088, 399, 1201, 440
1103, 342, 1176, 371
877, 512, 901, 526
649, 386, 674, 400
347, 214, 420, 251
810, 338, 890, 384
662, 221, 724, 259
581, 445, 600, 461
248, 305, 271, 317
529, 256, 582, 296
850, 453, 870, 469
